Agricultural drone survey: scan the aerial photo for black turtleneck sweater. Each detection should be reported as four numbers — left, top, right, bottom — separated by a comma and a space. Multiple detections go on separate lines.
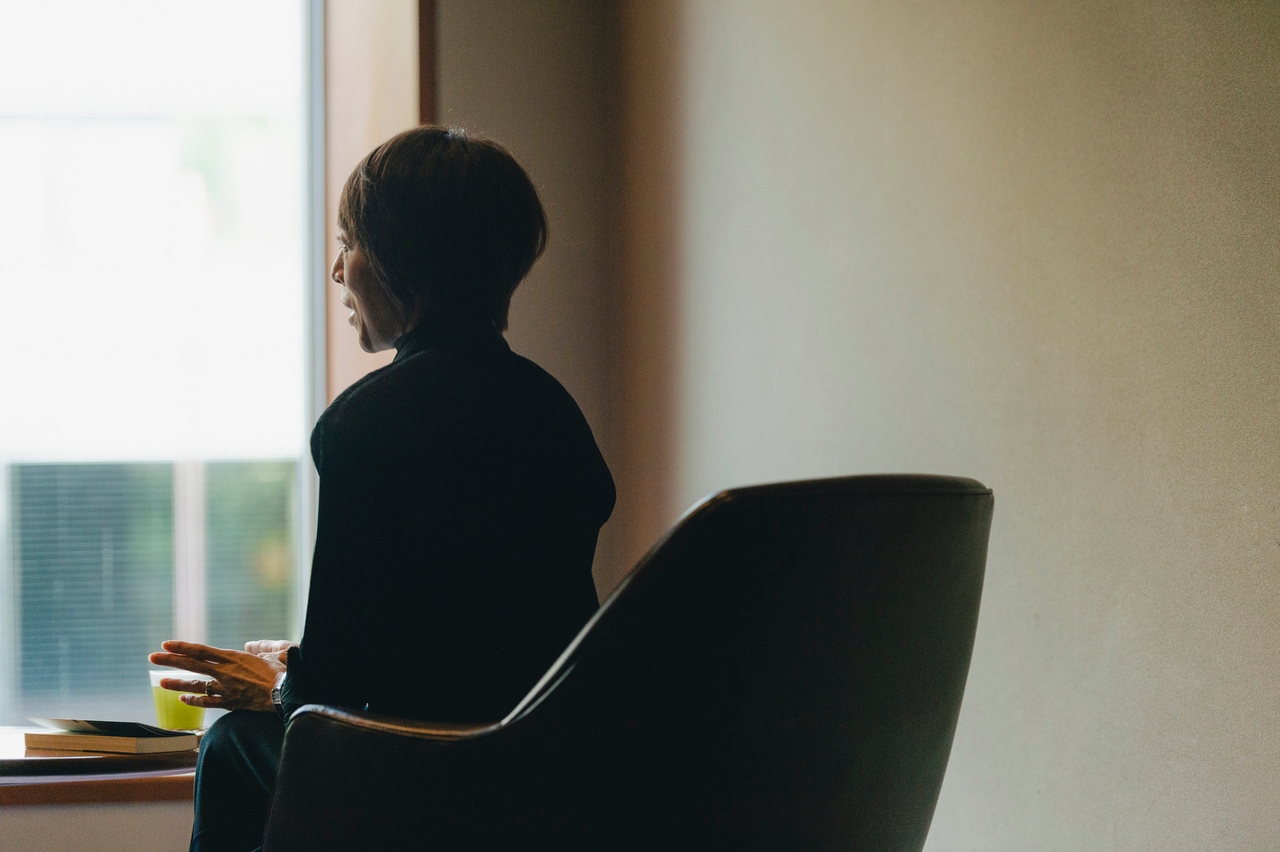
280, 319, 614, 723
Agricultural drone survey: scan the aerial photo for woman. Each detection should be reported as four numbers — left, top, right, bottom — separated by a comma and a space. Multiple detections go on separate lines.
150, 126, 615, 852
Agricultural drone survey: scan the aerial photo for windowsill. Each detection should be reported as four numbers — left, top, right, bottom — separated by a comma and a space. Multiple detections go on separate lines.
0, 773, 194, 807
0, 727, 197, 806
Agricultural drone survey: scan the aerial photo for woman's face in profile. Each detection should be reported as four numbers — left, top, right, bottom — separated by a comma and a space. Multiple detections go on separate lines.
332, 234, 404, 353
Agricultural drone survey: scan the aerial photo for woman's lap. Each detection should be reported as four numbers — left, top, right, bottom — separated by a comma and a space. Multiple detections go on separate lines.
191, 710, 285, 852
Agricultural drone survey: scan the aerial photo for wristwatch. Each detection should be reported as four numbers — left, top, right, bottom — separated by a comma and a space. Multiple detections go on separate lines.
271, 673, 287, 720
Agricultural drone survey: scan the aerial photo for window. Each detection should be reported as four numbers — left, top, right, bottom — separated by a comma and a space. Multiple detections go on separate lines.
0, 1, 317, 725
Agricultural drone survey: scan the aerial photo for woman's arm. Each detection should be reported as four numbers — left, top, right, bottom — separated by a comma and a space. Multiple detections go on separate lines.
286, 397, 402, 714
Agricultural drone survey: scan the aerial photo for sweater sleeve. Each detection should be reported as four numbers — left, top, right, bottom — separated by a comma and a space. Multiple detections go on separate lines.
286, 397, 400, 714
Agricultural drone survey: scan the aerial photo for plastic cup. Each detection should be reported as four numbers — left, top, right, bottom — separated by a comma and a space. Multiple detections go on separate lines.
149, 670, 209, 730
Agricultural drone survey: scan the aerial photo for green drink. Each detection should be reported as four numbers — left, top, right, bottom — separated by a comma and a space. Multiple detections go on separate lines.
149, 670, 207, 730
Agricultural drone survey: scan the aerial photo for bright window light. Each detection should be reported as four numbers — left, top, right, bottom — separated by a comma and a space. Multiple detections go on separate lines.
0, 0, 305, 462
0, 0, 309, 724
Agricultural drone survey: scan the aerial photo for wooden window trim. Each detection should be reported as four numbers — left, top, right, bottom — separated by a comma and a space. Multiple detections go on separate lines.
419, 0, 437, 124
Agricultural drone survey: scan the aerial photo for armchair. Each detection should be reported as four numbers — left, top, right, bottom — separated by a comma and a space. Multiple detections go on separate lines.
262, 474, 993, 850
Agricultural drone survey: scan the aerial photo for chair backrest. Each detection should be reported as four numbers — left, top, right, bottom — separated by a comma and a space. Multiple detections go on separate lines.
505, 473, 993, 848
264, 474, 993, 851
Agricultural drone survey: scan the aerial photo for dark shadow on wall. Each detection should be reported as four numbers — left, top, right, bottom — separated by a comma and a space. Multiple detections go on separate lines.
611, 0, 686, 595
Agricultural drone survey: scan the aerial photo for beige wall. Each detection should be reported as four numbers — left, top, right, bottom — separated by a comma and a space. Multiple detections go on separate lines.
617, 1, 1280, 849
0, 802, 191, 852
436, 0, 623, 591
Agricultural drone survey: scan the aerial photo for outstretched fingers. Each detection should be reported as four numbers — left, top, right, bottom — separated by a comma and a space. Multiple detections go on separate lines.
178, 692, 227, 710
160, 640, 233, 662
159, 676, 211, 694
148, 651, 217, 678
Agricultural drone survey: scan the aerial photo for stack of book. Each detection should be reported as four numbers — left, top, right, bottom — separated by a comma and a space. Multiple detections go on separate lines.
25, 719, 201, 754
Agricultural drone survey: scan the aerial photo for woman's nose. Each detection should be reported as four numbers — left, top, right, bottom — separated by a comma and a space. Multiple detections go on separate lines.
330, 253, 343, 285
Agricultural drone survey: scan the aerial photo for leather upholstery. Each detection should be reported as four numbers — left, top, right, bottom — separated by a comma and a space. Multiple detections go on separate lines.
262, 474, 993, 851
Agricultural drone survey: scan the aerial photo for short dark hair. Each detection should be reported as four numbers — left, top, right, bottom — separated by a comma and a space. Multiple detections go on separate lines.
338, 126, 548, 331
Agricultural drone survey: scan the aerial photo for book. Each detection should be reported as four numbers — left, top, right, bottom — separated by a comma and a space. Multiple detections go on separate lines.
25, 718, 202, 754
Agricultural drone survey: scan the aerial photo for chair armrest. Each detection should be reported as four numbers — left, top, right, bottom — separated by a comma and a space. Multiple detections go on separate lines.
285, 703, 499, 741
262, 705, 529, 851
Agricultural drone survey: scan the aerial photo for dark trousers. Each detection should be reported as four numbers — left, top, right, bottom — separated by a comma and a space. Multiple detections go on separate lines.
191, 710, 285, 852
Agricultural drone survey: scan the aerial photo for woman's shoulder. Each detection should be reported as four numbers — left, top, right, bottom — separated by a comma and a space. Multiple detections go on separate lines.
321, 334, 604, 427
312, 360, 403, 445
310, 345, 574, 461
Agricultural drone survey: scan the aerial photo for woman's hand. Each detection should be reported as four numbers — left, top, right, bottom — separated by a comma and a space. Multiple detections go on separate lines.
149, 640, 291, 713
